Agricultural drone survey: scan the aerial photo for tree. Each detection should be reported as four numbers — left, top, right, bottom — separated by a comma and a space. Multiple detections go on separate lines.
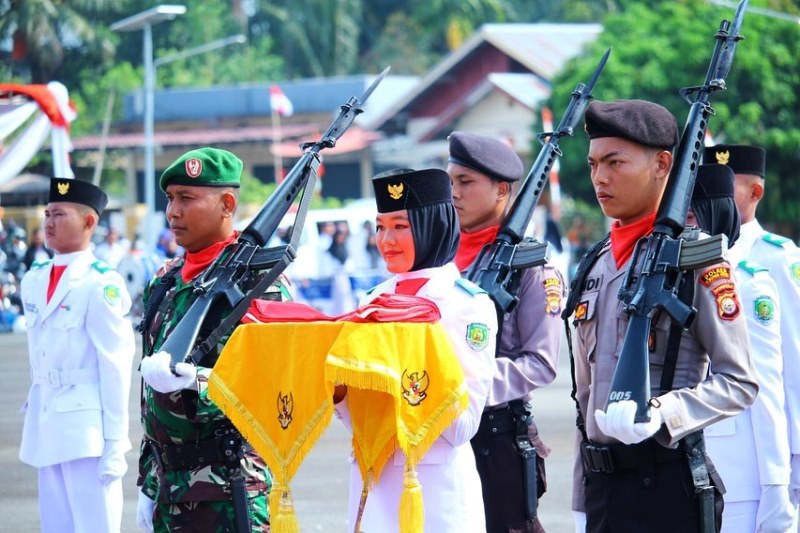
0, 0, 122, 83
545, 0, 800, 238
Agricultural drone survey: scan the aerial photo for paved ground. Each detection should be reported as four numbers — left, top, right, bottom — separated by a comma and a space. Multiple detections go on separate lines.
0, 327, 577, 532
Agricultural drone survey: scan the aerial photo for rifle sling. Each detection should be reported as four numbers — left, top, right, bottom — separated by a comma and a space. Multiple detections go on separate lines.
562, 234, 609, 442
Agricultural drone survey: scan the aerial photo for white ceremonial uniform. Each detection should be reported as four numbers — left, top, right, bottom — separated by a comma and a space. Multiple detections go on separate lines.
737, 221, 800, 494
335, 262, 496, 533
19, 249, 135, 533
704, 245, 790, 532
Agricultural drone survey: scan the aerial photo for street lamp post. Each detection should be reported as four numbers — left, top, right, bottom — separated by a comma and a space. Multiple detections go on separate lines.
112, 5, 187, 252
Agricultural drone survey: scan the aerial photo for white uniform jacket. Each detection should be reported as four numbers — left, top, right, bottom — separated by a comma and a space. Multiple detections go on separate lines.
335, 262, 496, 533
705, 255, 790, 502
19, 249, 135, 468
737, 220, 800, 456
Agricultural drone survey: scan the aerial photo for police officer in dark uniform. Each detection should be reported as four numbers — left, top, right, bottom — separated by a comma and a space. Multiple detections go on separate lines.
565, 100, 757, 533
447, 132, 565, 532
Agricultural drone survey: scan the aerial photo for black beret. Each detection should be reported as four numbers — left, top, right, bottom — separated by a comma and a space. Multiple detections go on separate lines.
48, 178, 108, 215
585, 99, 679, 150
692, 164, 735, 201
447, 131, 524, 182
372, 168, 452, 213
703, 144, 765, 178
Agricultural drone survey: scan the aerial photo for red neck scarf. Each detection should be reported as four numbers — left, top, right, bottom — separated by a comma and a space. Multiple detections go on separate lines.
181, 232, 237, 282
610, 213, 656, 269
455, 225, 499, 272
47, 265, 67, 303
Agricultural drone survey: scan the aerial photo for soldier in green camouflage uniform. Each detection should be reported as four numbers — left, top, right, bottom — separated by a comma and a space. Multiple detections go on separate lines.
137, 147, 290, 532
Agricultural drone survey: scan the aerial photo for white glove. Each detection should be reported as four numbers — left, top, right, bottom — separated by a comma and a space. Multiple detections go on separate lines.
594, 400, 662, 445
790, 454, 800, 506
136, 491, 155, 532
141, 350, 197, 393
756, 484, 794, 533
573, 510, 587, 533
97, 439, 128, 485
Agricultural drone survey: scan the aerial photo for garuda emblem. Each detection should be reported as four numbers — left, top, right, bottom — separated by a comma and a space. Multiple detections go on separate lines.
715, 150, 730, 165
277, 391, 294, 429
402, 369, 429, 406
388, 183, 404, 200
57, 181, 70, 195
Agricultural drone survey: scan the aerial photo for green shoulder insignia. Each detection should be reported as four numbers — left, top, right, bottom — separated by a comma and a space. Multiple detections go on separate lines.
762, 233, 790, 248
91, 260, 112, 274
30, 259, 52, 269
737, 260, 768, 276
455, 278, 487, 296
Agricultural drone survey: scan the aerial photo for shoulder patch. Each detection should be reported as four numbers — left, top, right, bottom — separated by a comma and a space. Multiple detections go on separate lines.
753, 296, 775, 324
91, 260, 112, 274
737, 260, 768, 276
791, 262, 800, 285
31, 259, 52, 269
465, 322, 490, 351
762, 233, 790, 248
455, 278, 487, 296
700, 266, 740, 321
103, 284, 121, 306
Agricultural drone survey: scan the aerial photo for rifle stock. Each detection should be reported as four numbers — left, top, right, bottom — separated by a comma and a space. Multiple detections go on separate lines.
606, 1, 747, 422
467, 48, 611, 312
160, 68, 390, 370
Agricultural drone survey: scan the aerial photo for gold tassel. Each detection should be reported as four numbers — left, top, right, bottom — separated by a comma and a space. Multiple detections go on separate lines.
269, 482, 300, 533
399, 463, 424, 533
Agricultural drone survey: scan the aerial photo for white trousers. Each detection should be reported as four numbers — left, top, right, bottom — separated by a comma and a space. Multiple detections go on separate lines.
38, 457, 123, 533
720, 500, 757, 533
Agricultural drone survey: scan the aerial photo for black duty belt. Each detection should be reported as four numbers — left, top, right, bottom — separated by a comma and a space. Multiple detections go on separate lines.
148, 437, 252, 472
477, 405, 518, 436
581, 438, 683, 474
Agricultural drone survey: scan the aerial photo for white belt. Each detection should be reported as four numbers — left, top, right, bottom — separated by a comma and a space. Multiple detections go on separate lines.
31, 367, 99, 387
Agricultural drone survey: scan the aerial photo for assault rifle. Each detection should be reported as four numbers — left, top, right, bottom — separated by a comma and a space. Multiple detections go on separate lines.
163, 67, 390, 370
606, 0, 748, 422
467, 49, 611, 312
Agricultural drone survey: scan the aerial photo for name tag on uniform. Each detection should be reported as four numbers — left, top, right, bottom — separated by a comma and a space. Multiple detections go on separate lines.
574, 275, 602, 322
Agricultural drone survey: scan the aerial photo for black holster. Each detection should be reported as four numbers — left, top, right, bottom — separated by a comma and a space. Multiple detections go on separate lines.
510, 401, 538, 520
682, 431, 718, 533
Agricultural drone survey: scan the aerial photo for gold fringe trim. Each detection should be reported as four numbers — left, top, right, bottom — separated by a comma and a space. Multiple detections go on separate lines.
208, 372, 334, 481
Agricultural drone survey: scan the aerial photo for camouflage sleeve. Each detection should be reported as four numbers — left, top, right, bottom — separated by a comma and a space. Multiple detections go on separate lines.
137, 438, 159, 498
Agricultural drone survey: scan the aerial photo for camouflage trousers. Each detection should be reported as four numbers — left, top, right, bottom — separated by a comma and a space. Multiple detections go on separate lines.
154, 494, 269, 532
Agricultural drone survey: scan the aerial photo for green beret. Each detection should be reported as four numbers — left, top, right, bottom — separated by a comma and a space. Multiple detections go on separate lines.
159, 147, 243, 191
447, 131, 524, 182
585, 99, 678, 150
372, 168, 452, 213
703, 144, 766, 179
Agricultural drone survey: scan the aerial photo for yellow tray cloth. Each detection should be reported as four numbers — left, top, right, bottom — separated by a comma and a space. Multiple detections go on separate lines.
208, 320, 467, 533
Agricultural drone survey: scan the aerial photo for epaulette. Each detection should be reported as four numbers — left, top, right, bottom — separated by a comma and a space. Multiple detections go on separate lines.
30, 259, 52, 269
155, 257, 181, 277
455, 278, 486, 296
737, 260, 768, 276
91, 260, 112, 274
762, 233, 790, 248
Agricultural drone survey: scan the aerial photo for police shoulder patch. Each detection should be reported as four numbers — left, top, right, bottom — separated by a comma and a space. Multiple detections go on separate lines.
753, 295, 775, 324
762, 233, 790, 248
737, 260, 768, 277
465, 322, 490, 351
103, 284, 121, 306
91, 260, 112, 274
455, 278, 486, 296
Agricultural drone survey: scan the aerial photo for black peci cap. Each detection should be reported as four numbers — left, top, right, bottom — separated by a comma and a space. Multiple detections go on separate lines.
447, 131, 524, 182
372, 168, 452, 214
692, 164, 735, 201
703, 144, 766, 178
48, 178, 108, 215
585, 99, 679, 150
